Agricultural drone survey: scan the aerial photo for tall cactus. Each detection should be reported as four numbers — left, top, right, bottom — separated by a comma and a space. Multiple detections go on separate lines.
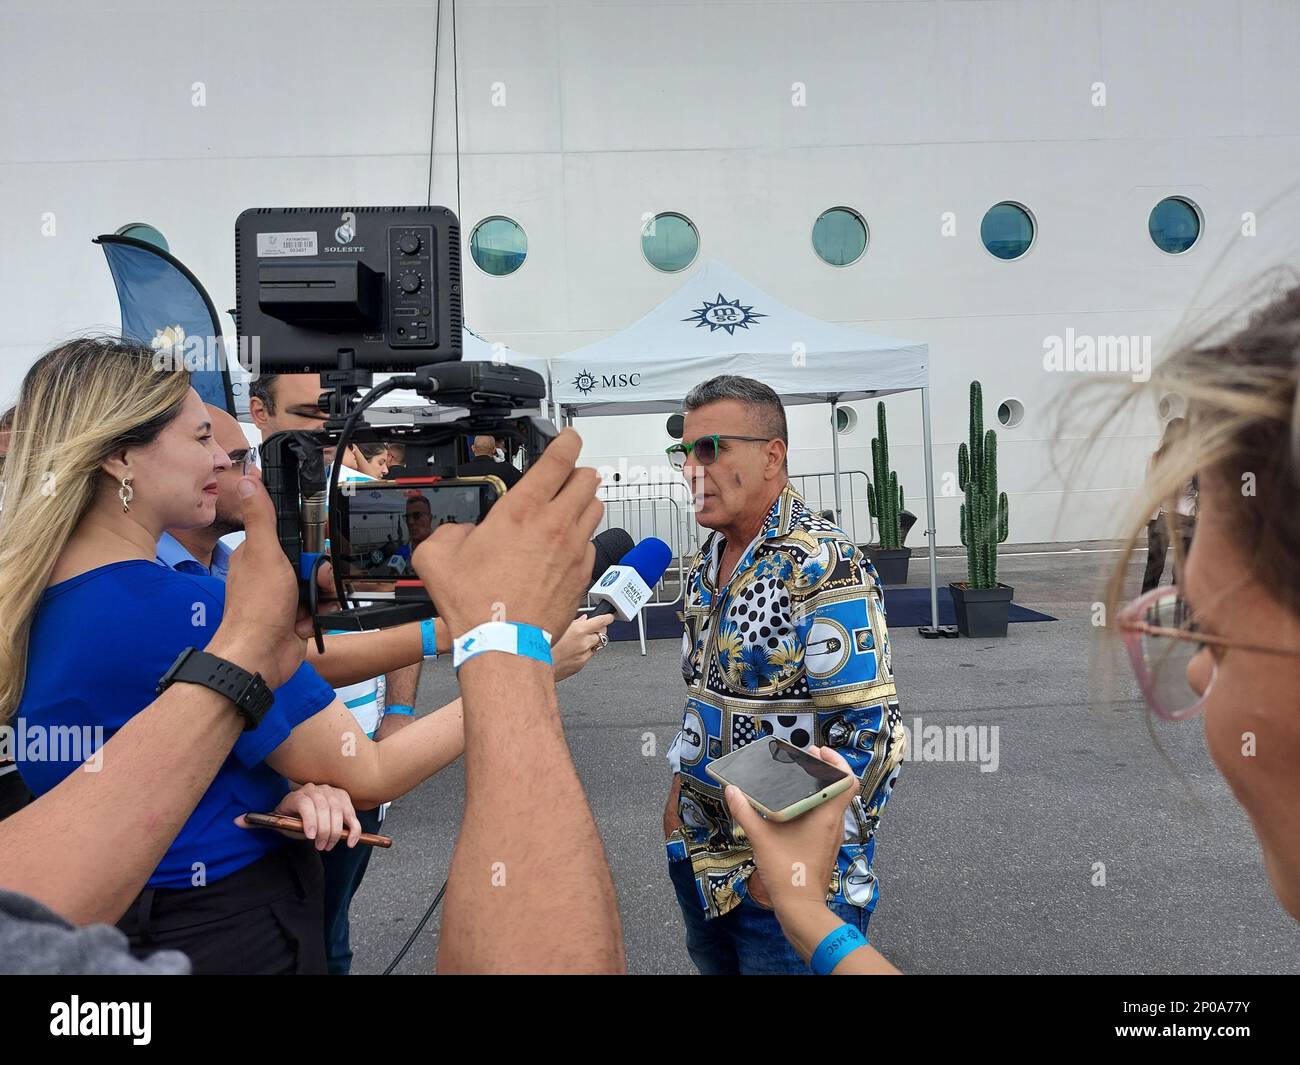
867, 402, 905, 549
957, 381, 1010, 588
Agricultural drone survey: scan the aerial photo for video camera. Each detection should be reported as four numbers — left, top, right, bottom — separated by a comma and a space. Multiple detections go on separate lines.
234, 206, 555, 646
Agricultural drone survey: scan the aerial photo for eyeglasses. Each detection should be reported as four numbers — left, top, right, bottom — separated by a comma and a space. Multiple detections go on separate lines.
1116, 585, 1300, 720
227, 447, 261, 477
665, 434, 770, 470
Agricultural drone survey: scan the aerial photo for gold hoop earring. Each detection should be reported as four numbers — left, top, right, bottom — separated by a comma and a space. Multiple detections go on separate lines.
118, 476, 134, 512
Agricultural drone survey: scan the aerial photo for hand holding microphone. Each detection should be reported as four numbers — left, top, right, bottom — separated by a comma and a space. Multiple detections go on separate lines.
553, 612, 615, 680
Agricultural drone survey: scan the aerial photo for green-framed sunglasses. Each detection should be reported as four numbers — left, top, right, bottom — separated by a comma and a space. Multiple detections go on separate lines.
665, 434, 770, 469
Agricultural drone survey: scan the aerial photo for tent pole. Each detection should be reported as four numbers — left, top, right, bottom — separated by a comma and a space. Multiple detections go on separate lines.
829, 397, 842, 525
918, 385, 951, 637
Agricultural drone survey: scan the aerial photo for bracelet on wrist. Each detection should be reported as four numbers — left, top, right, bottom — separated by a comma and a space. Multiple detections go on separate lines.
420, 617, 439, 659
452, 621, 553, 671
810, 922, 869, 975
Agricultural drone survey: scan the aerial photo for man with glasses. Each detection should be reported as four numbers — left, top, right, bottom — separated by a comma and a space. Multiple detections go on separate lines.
248, 373, 422, 973
662, 375, 906, 974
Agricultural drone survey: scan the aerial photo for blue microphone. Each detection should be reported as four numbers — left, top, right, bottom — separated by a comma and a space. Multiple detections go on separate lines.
588, 537, 672, 621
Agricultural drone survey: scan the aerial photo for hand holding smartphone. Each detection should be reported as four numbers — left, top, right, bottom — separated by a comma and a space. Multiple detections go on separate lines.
242, 811, 393, 848
706, 738, 856, 821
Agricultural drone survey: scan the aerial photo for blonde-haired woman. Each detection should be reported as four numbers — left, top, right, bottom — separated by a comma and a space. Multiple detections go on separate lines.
1, 338, 467, 974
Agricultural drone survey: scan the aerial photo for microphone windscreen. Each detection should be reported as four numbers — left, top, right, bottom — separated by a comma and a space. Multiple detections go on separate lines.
591, 528, 635, 579
622, 537, 673, 587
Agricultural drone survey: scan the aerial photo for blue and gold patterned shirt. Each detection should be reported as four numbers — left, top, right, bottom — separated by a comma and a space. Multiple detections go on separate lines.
666, 483, 905, 919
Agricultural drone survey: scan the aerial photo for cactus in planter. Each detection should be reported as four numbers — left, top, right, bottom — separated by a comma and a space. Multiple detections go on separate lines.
867, 402, 905, 549
958, 381, 1009, 588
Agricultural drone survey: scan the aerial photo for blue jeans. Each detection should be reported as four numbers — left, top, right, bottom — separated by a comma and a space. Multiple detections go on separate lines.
668, 857, 870, 975
321, 805, 383, 976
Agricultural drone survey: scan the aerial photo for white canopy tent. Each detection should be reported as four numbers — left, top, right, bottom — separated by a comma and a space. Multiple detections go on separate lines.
548, 259, 942, 631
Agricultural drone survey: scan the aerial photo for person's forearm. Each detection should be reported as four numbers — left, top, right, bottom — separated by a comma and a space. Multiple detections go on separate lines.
309, 624, 424, 688
438, 653, 624, 974
374, 709, 415, 739
359, 698, 463, 804
772, 901, 899, 975
384, 661, 422, 707
267, 695, 464, 807
0, 682, 243, 926
376, 660, 422, 738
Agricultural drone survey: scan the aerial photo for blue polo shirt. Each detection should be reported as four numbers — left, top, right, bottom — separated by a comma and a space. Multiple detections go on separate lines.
156, 532, 233, 580
15, 560, 336, 889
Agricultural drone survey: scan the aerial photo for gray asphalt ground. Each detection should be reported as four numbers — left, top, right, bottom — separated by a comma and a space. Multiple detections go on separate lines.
351, 543, 1300, 975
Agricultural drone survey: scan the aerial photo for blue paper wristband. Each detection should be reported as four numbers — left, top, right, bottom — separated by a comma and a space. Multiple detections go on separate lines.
385, 704, 415, 717
453, 621, 553, 671
420, 617, 438, 658
810, 923, 868, 975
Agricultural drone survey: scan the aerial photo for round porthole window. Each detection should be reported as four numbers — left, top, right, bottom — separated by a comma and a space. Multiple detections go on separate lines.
115, 222, 169, 253
641, 212, 699, 273
1149, 197, 1201, 255
997, 398, 1025, 428
470, 216, 527, 276
812, 207, 869, 266
980, 202, 1035, 260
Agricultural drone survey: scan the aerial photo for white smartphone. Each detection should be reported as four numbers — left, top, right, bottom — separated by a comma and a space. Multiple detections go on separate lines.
706, 738, 856, 822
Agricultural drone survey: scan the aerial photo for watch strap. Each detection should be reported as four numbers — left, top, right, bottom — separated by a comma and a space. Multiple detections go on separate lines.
157, 647, 273, 731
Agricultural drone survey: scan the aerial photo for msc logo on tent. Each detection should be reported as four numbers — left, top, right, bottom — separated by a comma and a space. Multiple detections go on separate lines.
571, 369, 642, 395
682, 293, 767, 335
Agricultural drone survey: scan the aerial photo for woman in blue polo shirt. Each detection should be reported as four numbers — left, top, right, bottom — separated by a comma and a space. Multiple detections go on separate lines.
0, 338, 468, 973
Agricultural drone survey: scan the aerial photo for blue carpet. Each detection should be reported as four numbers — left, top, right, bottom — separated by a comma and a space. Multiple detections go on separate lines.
879, 586, 1056, 627
606, 587, 1056, 643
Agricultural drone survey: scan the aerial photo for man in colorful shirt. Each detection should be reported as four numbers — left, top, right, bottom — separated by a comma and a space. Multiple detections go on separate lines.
663, 375, 906, 975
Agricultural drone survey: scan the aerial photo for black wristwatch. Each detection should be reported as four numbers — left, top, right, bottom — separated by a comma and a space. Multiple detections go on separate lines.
156, 648, 274, 731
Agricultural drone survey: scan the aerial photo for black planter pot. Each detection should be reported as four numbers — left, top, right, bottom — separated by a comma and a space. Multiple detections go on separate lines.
867, 546, 912, 586
949, 582, 1014, 638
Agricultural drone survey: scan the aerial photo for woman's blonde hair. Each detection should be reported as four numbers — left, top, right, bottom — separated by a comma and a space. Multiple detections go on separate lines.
1095, 271, 1300, 619
0, 337, 192, 722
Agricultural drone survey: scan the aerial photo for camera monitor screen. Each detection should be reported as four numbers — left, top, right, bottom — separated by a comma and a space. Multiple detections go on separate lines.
333, 478, 503, 581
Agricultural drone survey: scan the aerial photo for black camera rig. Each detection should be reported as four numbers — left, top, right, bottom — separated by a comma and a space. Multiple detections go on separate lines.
235, 206, 555, 648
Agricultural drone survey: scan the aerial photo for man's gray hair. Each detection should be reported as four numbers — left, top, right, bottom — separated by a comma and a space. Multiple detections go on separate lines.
683, 375, 788, 445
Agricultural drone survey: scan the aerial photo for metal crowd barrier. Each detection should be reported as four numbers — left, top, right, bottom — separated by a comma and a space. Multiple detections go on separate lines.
590, 480, 693, 608
587, 469, 875, 615
788, 469, 875, 546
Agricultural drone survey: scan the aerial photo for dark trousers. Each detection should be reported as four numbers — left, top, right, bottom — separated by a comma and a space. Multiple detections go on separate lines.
117, 841, 326, 975
668, 858, 870, 975
1143, 514, 1195, 593
321, 805, 383, 975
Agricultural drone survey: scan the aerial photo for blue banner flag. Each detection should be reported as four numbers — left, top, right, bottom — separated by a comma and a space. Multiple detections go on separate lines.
94, 235, 235, 413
